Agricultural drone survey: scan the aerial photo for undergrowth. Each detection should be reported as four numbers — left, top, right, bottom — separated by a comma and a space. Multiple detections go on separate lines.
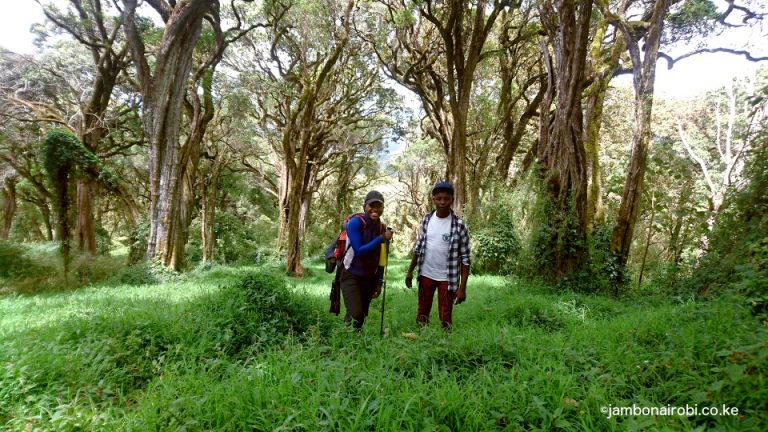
1, 261, 765, 431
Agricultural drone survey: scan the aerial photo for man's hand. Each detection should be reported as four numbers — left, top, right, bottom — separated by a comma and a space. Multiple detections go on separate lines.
405, 271, 413, 289
383, 229, 393, 241
372, 282, 382, 299
454, 287, 466, 305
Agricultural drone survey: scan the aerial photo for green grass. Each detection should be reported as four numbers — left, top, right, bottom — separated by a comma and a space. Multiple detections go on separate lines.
1, 259, 766, 431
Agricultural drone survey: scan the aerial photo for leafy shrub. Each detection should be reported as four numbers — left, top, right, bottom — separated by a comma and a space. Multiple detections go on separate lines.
472, 230, 520, 275
586, 222, 624, 293
0, 240, 44, 279
470, 193, 521, 275
202, 271, 324, 354
684, 135, 768, 313
105, 260, 183, 286
186, 212, 279, 266
95, 222, 112, 255
126, 219, 149, 264
71, 254, 126, 285
0, 240, 58, 293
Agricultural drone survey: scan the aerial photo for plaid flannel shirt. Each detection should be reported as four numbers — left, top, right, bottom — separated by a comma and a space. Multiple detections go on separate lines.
413, 210, 471, 292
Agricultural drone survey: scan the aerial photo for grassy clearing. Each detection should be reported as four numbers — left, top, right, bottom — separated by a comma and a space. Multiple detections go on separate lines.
1, 260, 766, 431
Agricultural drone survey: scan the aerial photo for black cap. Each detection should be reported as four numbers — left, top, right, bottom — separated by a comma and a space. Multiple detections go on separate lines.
364, 190, 384, 206
432, 181, 454, 195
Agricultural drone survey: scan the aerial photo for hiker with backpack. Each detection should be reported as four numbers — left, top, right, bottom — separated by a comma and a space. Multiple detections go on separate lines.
336, 190, 393, 330
405, 181, 471, 329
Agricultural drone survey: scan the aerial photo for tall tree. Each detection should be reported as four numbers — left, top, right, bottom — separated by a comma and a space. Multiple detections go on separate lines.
236, 0, 395, 276
367, 0, 506, 214
121, 0, 255, 269
604, 0, 764, 274
582, 8, 627, 229
601, 0, 670, 271
122, 0, 212, 269
0, 166, 18, 240
677, 77, 761, 221
36, 0, 131, 255
494, 5, 546, 182
535, 0, 594, 278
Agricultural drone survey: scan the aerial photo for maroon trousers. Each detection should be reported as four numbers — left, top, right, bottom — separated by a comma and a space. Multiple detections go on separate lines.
417, 276, 456, 328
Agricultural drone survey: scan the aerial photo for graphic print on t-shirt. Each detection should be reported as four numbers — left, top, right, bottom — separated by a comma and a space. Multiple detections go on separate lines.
420, 214, 451, 281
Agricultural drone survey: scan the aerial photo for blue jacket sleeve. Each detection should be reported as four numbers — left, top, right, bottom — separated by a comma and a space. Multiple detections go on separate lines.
346, 216, 383, 256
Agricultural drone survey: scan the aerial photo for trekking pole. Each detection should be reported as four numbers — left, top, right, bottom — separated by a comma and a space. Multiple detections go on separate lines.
380, 228, 392, 337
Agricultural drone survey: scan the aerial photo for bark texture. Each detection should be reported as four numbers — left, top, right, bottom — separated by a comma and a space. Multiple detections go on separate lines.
123, 0, 215, 270
536, 0, 593, 278
608, 0, 670, 269
1, 176, 17, 239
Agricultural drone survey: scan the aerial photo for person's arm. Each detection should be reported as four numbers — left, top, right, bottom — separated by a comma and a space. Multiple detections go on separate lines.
454, 222, 471, 304
404, 253, 419, 289
405, 215, 428, 289
346, 217, 384, 256
455, 263, 469, 304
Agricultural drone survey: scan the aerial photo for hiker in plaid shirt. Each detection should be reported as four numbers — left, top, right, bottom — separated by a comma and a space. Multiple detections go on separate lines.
405, 181, 471, 328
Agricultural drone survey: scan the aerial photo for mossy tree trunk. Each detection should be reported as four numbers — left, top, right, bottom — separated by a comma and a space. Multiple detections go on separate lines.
605, 0, 669, 272
535, 0, 594, 279
1, 175, 17, 239
122, 0, 215, 270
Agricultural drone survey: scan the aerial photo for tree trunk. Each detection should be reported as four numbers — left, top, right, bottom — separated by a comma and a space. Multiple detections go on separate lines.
1, 177, 17, 239
201, 179, 218, 263
669, 180, 692, 265
284, 168, 306, 277
39, 201, 54, 241
277, 164, 290, 251
335, 155, 352, 227
496, 77, 547, 180
609, 0, 669, 269
535, 0, 593, 279
123, 0, 213, 270
449, 114, 469, 215
583, 24, 624, 229
201, 151, 225, 263
75, 178, 97, 254
638, 192, 656, 286
278, 0, 354, 276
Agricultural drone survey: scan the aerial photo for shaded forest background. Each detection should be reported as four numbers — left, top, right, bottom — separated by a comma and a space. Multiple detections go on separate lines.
0, 0, 766, 303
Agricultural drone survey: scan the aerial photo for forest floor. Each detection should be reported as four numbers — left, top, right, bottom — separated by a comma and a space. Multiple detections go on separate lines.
1, 259, 766, 431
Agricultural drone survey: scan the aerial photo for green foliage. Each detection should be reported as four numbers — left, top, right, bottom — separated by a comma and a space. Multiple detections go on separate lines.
41, 130, 99, 185
686, 136, 768, 313
208, 272, 325, 354
0, 241, 138, 295
664, 0, 720, 44
1, 263, 765, 430
103, 259, 188, 287
126, 218, 149, 264
0, 240, 51, 281
521, 178, 594, 288
0, 267, 328, 429
588, 222, 625, 292
40, 129, 114, 275
95, 222, 112, 255
186, 210, 280, 266
471, 201, 521, 275
0, 241, 59, 294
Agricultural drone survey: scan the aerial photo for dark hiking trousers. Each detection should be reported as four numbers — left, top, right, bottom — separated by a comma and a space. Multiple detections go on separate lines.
339, 266, 377, 330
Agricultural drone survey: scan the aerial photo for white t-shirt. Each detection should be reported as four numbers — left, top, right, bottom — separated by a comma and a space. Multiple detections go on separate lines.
420, 214, 451, 281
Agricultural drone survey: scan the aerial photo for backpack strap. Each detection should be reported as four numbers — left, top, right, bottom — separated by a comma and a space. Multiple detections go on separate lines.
339, 213, 384, 267
349, 213, 385, 234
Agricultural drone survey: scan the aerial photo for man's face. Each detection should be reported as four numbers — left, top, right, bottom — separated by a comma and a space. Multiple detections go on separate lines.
365, 202, 384, 222
432, 191, 453, 212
